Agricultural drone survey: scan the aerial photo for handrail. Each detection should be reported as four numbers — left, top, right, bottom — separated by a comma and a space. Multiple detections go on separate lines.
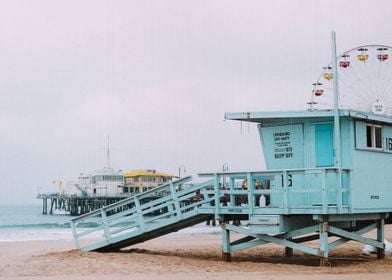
72, 176, 192, 222
198, 168, 351, 215
71, 176, 211, 250
198, 167, 350, 177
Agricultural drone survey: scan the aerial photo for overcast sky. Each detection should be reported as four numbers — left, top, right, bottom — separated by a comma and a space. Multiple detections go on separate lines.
1, 0, 392, 205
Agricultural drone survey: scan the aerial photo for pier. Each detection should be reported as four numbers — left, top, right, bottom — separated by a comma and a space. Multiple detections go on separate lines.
38, 169, 177, 216
38, 192, 193, 216
38, 193, 128, 216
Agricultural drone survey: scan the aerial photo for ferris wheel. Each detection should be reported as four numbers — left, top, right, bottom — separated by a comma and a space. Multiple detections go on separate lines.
309, 45, 392, 116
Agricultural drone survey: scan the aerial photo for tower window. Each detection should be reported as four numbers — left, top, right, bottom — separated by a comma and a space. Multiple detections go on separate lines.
366, 124, 383, 149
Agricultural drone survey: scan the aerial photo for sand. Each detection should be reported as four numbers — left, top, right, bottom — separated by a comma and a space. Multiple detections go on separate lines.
1, 226, 392, 280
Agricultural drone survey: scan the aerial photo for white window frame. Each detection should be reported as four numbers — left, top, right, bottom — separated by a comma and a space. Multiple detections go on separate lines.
366, 123, 383, 150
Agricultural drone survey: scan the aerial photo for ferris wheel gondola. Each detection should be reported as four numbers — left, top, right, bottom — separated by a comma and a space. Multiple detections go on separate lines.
309, 44, 392, 116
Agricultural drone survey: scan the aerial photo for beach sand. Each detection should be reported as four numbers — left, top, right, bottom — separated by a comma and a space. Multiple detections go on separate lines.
1, 226, 392, 280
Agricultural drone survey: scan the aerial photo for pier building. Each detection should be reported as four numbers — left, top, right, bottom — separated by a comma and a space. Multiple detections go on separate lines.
38, 168, 176, 216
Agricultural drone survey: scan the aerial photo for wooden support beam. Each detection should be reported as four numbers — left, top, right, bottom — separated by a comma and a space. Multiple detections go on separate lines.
329, 222, 376, 250
377, 219, 385, 259
230, 238, 269, 252
291, 234, 320, 244
328, 225, 383, 249
221, 226, 231, 262
230, 235, 255, 246
258, 233, 321, 257
280, 225, 320, 240
319, 221, 329, 266
223, 223, 320, 256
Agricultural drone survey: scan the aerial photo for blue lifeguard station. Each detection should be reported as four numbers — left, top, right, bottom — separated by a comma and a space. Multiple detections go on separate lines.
71, 35, 392, 265
219, 108, 391, 264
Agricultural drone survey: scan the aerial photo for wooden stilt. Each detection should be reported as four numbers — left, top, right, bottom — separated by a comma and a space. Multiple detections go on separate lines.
319, 221, 329, 267
377, 219, 385, 259
222, 252, 232, 262
319, 256, 328, 267
285, 247, 293, 257
221, 224, 231, 262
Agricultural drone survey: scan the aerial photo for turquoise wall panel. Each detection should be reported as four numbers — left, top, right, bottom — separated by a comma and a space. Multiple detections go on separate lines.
340, 119, 353, 169
259, 124, 304, 170
355, 121, 367, 149
384, 125, 392, 153
351, 121, 392, 212
351, 150, 392, 212
269, 175, 283, 208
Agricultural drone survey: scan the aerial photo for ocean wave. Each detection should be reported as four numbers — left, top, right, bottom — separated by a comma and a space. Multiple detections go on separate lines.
0, 222, 72, 229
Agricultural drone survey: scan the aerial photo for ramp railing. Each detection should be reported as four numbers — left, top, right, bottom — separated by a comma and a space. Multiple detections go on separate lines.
199, 167, 351, 215
70, 176, 215, 251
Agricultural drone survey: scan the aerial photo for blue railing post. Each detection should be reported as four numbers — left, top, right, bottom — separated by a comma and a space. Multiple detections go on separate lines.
71, 221, 80, 249
100, 209, 112, 243
336, 169, 343, 213
134, 197, 145, 232
214, 174, 220, 220
170, 181, 183, 219
321, 170, 327, 214
347, 170, 352, 212
247, 173, 254, 214
229, 177, 235, 207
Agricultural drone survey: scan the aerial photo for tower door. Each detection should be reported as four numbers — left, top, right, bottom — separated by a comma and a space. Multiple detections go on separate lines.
315, 123, 334, 167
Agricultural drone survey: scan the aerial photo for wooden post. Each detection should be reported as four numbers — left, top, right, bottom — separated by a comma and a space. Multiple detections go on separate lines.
319, 220, 329, 266
222, 224, 232, 262
229, 177, 235, 207
377, 218, 385, 259
285, 246, 293, 257
42, 198, 47, 214
247, 173, 254, 215
214, 174, 220, 221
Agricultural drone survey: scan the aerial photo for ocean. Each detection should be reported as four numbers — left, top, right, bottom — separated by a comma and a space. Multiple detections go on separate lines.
0, 204, 221, 243
0, 204, 72, 242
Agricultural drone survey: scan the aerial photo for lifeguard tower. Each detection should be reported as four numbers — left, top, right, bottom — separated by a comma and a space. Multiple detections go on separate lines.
71, 35, 392, 265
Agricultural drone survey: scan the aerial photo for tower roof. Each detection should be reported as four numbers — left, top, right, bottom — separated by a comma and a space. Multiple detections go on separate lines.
225, 109, 392, 125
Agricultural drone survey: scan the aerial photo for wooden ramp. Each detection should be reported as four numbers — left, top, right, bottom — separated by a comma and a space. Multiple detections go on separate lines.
94, 214, 210, 252
70, 177, 215, 252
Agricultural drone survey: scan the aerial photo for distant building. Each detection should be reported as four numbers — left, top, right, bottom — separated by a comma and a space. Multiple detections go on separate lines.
77, 167, 124, 197
123, 169, 176, 194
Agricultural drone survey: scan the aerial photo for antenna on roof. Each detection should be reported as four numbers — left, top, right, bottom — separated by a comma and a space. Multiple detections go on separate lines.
105, 134, 111, 169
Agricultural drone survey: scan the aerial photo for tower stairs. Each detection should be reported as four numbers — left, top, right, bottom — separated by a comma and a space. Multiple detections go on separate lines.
71, 176, 216, 252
